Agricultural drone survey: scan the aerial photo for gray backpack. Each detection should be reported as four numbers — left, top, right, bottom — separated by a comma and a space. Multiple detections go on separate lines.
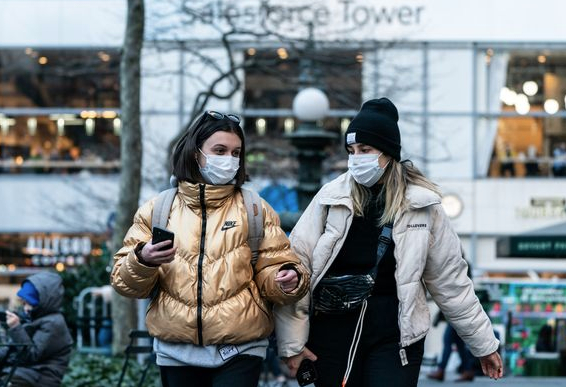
151, 186, 264, 264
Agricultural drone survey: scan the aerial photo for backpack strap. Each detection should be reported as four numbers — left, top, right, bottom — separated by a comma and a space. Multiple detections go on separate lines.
241, 187, 264, 265
151, 188, 177, 230
147, 187, 177, 301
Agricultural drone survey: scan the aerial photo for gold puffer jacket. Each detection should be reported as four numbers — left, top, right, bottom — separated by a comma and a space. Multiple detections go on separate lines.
111, 182, 309, 345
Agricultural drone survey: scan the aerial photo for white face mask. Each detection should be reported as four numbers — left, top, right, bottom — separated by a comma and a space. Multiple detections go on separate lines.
198, 150, 240, 185
348, 153, 388, 187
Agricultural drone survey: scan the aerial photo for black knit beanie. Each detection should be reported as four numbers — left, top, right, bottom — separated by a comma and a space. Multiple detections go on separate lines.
345, 98, 402, 161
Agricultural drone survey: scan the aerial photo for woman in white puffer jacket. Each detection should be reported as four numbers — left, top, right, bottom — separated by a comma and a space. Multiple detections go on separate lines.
275, 98, 503, 387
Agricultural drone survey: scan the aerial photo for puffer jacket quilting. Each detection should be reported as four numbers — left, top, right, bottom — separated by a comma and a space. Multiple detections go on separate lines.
275, 172, 499, 358
111, 182, 309, 345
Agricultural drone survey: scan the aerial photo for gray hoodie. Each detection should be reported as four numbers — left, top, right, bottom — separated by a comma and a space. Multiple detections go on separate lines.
1, 271, 73, 387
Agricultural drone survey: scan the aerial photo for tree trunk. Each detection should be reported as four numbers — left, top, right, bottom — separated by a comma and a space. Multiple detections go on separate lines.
111, 0, 145, 355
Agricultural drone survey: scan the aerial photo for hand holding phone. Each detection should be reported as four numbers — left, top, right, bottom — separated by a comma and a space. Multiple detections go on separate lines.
138, 227, 176, 266
152, 226, 175, 251
296, 359, 318, 386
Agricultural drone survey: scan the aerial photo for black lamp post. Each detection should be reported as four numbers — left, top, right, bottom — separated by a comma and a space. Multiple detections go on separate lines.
289, 88, 337, 211
278, 90, 337, 231
278, 26, 338, 230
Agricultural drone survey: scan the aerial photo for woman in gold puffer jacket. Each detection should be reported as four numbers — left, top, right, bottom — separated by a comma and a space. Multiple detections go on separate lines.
111, 111, 309, 387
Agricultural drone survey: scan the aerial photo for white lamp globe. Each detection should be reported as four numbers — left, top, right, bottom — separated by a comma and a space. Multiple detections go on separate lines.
292, 87, 329, 121
522, 81, 538, 97
544, 99, 559, 114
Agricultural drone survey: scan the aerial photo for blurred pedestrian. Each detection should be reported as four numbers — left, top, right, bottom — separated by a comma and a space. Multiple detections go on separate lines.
535, 324, 555, 353
276, 98, 503, 387
427, 312, 475, 382
499, 143, 516, 177
552, 142, 566, 177
0, 272, 73, 387
111, 110, 310, 387
428, 260, 475, 382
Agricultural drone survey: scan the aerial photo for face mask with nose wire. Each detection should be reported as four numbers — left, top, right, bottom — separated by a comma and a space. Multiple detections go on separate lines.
347, 153, 388, 187
198, 149, 240, 185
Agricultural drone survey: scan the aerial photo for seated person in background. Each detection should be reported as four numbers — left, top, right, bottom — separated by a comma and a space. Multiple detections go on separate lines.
0, 272, 73, 387
524, 145, 540, 177
499, 143, 516, 177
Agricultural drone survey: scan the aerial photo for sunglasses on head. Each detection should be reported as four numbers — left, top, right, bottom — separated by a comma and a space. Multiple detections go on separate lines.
205, 110, 241, 124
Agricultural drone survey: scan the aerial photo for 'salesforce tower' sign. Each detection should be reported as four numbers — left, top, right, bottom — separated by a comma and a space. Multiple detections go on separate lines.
182, 0, 425, 29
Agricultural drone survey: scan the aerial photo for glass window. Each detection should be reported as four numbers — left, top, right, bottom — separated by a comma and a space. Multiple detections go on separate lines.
0, 114, 120, 174
0, 49, 121, 174
242, 48, 361, 179
243, 48, 362, 113
487, 50, 566, 178
0, 233, 108, 277
0, 49, 119, 108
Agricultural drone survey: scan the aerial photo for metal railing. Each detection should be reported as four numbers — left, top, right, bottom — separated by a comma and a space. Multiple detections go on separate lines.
74, 286, 113, 355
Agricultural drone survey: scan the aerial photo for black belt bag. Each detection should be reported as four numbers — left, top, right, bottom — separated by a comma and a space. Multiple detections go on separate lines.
313, 223, 393, 314
313, 273, 375, 314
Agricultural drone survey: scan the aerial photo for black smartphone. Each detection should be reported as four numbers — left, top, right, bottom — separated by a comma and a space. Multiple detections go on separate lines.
0, 311, 6, 323
296, 359, 318, 386
152, 226, 175, 251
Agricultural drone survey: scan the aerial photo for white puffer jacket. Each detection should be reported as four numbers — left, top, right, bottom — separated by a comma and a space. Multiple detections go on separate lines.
275, 172, 499, 359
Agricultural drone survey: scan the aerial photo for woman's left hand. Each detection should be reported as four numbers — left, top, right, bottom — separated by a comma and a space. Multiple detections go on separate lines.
5, 311, 20, 329
275, 269, 298, 293
479, 351, 503, 379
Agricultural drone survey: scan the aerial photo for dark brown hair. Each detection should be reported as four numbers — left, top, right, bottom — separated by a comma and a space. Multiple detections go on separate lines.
171, 112, 246, 187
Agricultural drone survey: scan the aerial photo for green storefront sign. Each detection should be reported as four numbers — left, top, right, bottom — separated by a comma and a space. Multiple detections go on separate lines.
497, 236, 566, 258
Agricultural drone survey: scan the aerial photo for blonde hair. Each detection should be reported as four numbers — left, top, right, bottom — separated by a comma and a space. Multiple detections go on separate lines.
351, 160, 441, 226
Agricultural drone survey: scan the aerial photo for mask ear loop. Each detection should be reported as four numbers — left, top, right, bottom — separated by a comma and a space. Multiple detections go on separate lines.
377, 152, 391, 170
197, 149, 208, 169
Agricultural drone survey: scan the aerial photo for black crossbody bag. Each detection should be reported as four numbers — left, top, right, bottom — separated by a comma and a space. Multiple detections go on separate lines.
312, 223, 393, 314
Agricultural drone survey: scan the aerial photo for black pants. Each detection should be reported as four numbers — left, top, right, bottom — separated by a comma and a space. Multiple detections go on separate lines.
308, 295, 424, 387
438, 324, 473, 371
5, 376, 34, 387
160, 355, 263, 387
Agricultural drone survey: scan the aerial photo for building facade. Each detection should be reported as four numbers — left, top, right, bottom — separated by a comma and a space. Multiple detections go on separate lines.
1, 0, 566, 296
2, 0, 566, 375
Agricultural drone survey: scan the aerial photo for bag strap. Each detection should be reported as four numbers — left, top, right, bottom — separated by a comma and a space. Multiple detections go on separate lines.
241, 187, 264, 265
151, 188, 177, 230
368, 223, 393, 279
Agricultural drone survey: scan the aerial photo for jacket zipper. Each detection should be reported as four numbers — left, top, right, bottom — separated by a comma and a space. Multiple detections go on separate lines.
197, 184, 207, 345
391, 215, 408, 366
